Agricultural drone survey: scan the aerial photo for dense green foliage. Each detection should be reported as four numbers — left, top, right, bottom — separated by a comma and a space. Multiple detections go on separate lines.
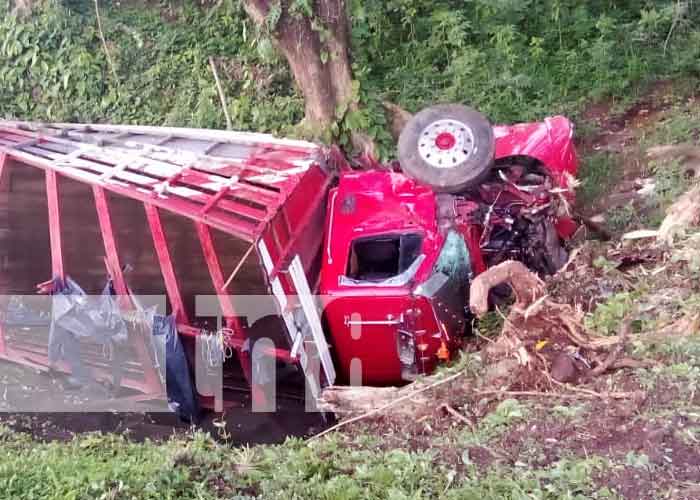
1, 0, 698, 154
0, 0, 303, 131
354, 0, 700, 122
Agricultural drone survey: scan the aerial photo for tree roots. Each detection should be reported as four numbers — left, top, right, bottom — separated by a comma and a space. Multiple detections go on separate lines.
470, 261, 642, 388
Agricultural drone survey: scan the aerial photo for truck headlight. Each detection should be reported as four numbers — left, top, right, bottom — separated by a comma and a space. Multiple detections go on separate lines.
397, 329, 416, 366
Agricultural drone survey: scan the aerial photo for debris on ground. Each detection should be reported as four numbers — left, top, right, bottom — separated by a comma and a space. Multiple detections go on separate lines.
319, 259, 654, 419
469, 261, 650, 388
645, 144, 700, 244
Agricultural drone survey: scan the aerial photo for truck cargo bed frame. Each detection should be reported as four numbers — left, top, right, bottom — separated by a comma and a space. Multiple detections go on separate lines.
0, 121, 338, 408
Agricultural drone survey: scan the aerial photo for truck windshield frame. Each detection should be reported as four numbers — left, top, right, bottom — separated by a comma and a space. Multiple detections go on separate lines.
341, 233, 424, 286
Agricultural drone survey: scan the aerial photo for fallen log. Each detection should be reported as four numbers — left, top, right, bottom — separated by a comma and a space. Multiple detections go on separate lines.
313, 370, 465, 438
319, 385, 414, 415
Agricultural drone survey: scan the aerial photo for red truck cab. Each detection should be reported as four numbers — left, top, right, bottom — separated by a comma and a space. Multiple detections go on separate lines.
320, 112, 579, 385
320, 172, 465, 384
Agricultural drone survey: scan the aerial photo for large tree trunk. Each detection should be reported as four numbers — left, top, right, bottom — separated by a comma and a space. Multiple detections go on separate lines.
274, 11, 337, 129
321, 0, 354, 114
241, 0, 368, 149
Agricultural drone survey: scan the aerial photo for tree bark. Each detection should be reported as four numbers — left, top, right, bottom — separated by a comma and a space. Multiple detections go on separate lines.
320, 0, 354, 115
242, 1, 336, 130
275, 12, 337, 128
241, 0, 370, 149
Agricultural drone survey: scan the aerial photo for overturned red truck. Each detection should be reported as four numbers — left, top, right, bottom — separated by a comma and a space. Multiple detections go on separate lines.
0, 105, 578, 413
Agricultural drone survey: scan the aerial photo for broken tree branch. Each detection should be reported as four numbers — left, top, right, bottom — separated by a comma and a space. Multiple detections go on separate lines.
309, 370, 465, 441
470, 260, 546, 317
591, 317, 632, 376
440, 403, 473, 427
657, 183, 700, 244
94, 0, 118, 83
476, 388, 644, 400
209, 57, 233, 131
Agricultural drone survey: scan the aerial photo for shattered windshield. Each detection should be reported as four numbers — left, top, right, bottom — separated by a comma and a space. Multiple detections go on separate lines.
341, 233, 424, 286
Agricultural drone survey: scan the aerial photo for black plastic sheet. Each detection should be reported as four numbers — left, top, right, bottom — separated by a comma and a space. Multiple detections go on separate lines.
152, 314, 200, 422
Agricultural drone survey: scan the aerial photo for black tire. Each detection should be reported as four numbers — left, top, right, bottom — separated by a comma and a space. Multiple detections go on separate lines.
398, 104, 495, 193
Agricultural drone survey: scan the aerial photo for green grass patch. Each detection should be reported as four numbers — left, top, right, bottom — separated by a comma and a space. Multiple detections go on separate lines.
0, 430, 223, 500
577, 152, 622, 208
0, 426, 618, 500
640, 102, 700, 146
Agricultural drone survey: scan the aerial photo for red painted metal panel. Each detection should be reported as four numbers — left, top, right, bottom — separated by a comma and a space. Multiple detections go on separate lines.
19, 144, 271, 226
195, 222, 236, 317
93, 186, 129, 297
144, 203, 189, 325
266, 166, 333, 280
174, 168, 280, 208
0, 122, 330, 399
2, 149, 259, 241
45, 170, 65, 280
0, 124, 327, 248
200, 186, 231, 215
0, 151, 7, 186
1, 127, 289, 205
494, 116, 578, 189
195, 222, 256, 390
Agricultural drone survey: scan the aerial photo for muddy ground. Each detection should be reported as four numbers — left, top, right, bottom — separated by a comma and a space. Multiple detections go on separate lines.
0, 360, 327, 444
355, 368, 700, 500
579, 79, 700, 219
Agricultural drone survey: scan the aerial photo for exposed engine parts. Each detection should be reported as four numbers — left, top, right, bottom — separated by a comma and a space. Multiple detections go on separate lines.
443, 158, 574, 276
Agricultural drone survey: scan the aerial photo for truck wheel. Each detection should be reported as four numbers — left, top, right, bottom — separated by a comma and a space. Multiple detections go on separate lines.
398, 104, 495, 193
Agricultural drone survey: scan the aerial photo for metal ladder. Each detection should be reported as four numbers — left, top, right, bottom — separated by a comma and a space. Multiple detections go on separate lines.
257, 241, 335, 403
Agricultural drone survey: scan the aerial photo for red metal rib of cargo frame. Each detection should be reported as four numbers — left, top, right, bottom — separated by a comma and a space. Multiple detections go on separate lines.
0, 121, 336, 399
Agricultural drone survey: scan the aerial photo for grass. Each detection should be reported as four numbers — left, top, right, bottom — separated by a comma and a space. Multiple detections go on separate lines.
577, 152, 622, 208
1, 317, 698, 499
0, 424, 618, 500
639, 101, 700, 147
575, 81, 700, 233
2, 0, 700, 156
0, 430, 215, 500
2, 101, 698, 500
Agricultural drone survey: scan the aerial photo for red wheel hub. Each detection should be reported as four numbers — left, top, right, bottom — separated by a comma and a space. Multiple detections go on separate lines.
435, 132, 456, 150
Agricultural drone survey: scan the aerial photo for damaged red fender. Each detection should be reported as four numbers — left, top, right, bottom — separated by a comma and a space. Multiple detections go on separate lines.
495, 116, 579, 239
494, 116, 578, 187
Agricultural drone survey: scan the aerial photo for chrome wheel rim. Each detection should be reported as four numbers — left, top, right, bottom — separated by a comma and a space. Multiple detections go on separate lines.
417, 119, 475, 169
